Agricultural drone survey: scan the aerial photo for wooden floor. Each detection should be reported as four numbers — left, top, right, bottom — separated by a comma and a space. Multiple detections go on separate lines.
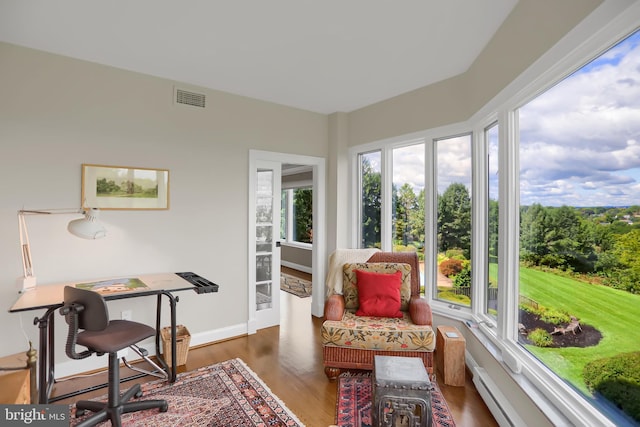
52, 268, 497, 426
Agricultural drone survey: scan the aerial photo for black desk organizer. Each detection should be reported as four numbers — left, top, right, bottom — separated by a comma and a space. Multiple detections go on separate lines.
175, 272, 220, 294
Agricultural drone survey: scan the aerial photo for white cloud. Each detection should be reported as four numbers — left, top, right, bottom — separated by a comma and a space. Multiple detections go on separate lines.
393, 143, 425, 192
436, 135, 472, 194
519, 31, 640, 206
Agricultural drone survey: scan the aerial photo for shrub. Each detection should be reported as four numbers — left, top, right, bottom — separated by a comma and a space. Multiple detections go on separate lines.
584, 352, 640, 423
519, 302, 570, 325
453, 265, 471, 288
603, 269, 640, 294
440, 258, 463, 277
445, 249, 466, 261
539, 308, 570, 325
528, 328, 553, 347
393, 244, 417, 253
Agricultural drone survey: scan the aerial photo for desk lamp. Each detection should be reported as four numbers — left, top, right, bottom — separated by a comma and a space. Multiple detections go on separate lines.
18, 208, 106, 293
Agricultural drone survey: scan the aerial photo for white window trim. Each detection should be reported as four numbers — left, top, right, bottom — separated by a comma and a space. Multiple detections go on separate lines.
348, 2, 640, 425
283, 188, 292, 241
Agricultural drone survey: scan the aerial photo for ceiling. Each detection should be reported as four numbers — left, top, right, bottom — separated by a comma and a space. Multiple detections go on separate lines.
0, 0, 518, 114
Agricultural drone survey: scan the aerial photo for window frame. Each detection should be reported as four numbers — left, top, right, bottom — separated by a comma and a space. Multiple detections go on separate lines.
348, 4, 640, 424
280, 187, 313, 248
483, 121, 499, 320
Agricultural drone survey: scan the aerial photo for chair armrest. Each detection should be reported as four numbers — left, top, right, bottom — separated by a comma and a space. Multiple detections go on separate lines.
409, 296, 432, 326
324, 295, 345, 321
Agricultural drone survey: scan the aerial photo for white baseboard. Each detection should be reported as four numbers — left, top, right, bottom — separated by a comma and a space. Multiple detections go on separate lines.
55, 322, 249, 379
190, 323, 247, 347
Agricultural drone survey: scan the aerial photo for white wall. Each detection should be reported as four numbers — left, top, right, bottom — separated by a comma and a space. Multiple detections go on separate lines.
0, 42, 327, 373
346, 0, 602, 146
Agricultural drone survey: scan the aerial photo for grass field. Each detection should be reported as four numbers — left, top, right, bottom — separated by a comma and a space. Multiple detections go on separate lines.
519, 266, 640, 393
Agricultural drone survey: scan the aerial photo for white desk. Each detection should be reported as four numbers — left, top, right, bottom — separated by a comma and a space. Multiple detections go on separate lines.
9, 272, 218, 403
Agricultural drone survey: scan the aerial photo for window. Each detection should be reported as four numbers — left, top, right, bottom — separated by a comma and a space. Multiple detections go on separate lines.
359, 151, 382, 248
486, 123, 499, 319
518, 29, 640, 422
280, 188, 312, 244
392, 143, 426, 287
293, 188, 312, 243
436, 134, 472, 307
351, 23, 640, 426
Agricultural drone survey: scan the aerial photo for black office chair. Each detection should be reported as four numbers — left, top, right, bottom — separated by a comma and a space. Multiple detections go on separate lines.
60, 286, 168, 427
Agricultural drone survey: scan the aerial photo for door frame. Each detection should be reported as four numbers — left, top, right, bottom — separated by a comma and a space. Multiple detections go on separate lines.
248, 150, 326, 333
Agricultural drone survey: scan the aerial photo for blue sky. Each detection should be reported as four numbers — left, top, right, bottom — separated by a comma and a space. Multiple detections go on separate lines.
389, 30, 640, 208
519, 29, 640, 207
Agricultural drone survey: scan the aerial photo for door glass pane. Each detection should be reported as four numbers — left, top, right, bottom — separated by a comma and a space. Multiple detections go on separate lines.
360, 151, 382, 248
256, 170, 273, 222
435, 134, 472, 307
256, 169, 274, 310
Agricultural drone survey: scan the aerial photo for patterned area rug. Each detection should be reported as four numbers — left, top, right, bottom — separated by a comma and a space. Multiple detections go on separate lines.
70, 358, 304, 426
336, 373, 456, 427
280, 273, 312, 298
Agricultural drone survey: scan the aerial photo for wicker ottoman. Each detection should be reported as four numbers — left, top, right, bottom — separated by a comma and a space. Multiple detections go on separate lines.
372, 355, 432, 427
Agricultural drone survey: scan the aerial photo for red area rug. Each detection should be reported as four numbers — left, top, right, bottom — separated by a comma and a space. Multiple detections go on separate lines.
336, 374, 456, 427
70, 358, 303, 426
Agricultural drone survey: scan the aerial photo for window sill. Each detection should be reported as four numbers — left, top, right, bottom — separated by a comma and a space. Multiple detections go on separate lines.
280, 241, 312, 249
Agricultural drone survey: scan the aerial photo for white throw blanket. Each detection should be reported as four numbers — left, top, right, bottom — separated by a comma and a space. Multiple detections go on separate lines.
325, 248, 380, 297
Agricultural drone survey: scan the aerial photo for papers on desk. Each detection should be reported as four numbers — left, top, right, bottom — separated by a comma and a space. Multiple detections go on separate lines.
75, 277, 149, 295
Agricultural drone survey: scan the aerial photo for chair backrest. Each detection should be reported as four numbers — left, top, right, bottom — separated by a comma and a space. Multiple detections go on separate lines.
367, 251, 420, 297
63, 286, 109, 331
326, 249, 421, 298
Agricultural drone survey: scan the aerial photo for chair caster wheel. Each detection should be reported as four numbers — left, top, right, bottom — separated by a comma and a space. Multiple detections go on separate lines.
160, 402, 169, 412
75, 409, 86, 417
135, 390, 143, 398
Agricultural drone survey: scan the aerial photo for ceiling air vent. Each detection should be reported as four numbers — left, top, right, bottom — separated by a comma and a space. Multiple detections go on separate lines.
175, 88, 206, 108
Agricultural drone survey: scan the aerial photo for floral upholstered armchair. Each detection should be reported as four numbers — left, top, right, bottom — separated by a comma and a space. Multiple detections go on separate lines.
321, 249, 435, 380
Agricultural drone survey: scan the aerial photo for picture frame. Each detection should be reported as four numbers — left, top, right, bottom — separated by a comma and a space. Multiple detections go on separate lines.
81, 164, 170, 210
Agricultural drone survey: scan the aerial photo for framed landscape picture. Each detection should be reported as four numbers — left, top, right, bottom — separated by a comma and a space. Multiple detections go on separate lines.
82, 164, 170, 210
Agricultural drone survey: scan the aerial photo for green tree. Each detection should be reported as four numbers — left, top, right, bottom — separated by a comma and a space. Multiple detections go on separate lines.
438, 183, 471, 258
394, 183, 418, 245
614, 229, 640, 272
488, 199, 499, 264
361, 157, 381, 248
411, 188, 426, 246
520, 203, 551, 265
587, 221, 615, 253
293, 188, 313, 243
546, 206, 595, 272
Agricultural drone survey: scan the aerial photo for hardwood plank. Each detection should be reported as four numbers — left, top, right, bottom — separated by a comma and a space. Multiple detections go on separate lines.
52, 289, 497, 426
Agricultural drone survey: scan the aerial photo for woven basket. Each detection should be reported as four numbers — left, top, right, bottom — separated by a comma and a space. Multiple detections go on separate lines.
160, 324, 191, 366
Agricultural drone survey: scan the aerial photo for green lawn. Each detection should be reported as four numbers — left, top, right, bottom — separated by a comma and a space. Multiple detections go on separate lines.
519, 266, 640, 393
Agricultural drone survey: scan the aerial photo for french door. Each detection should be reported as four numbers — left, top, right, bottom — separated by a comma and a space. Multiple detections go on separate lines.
249, 159, 281, 331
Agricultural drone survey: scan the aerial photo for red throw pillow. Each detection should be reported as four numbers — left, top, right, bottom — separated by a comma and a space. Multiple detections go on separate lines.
355, 269, 403, 318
